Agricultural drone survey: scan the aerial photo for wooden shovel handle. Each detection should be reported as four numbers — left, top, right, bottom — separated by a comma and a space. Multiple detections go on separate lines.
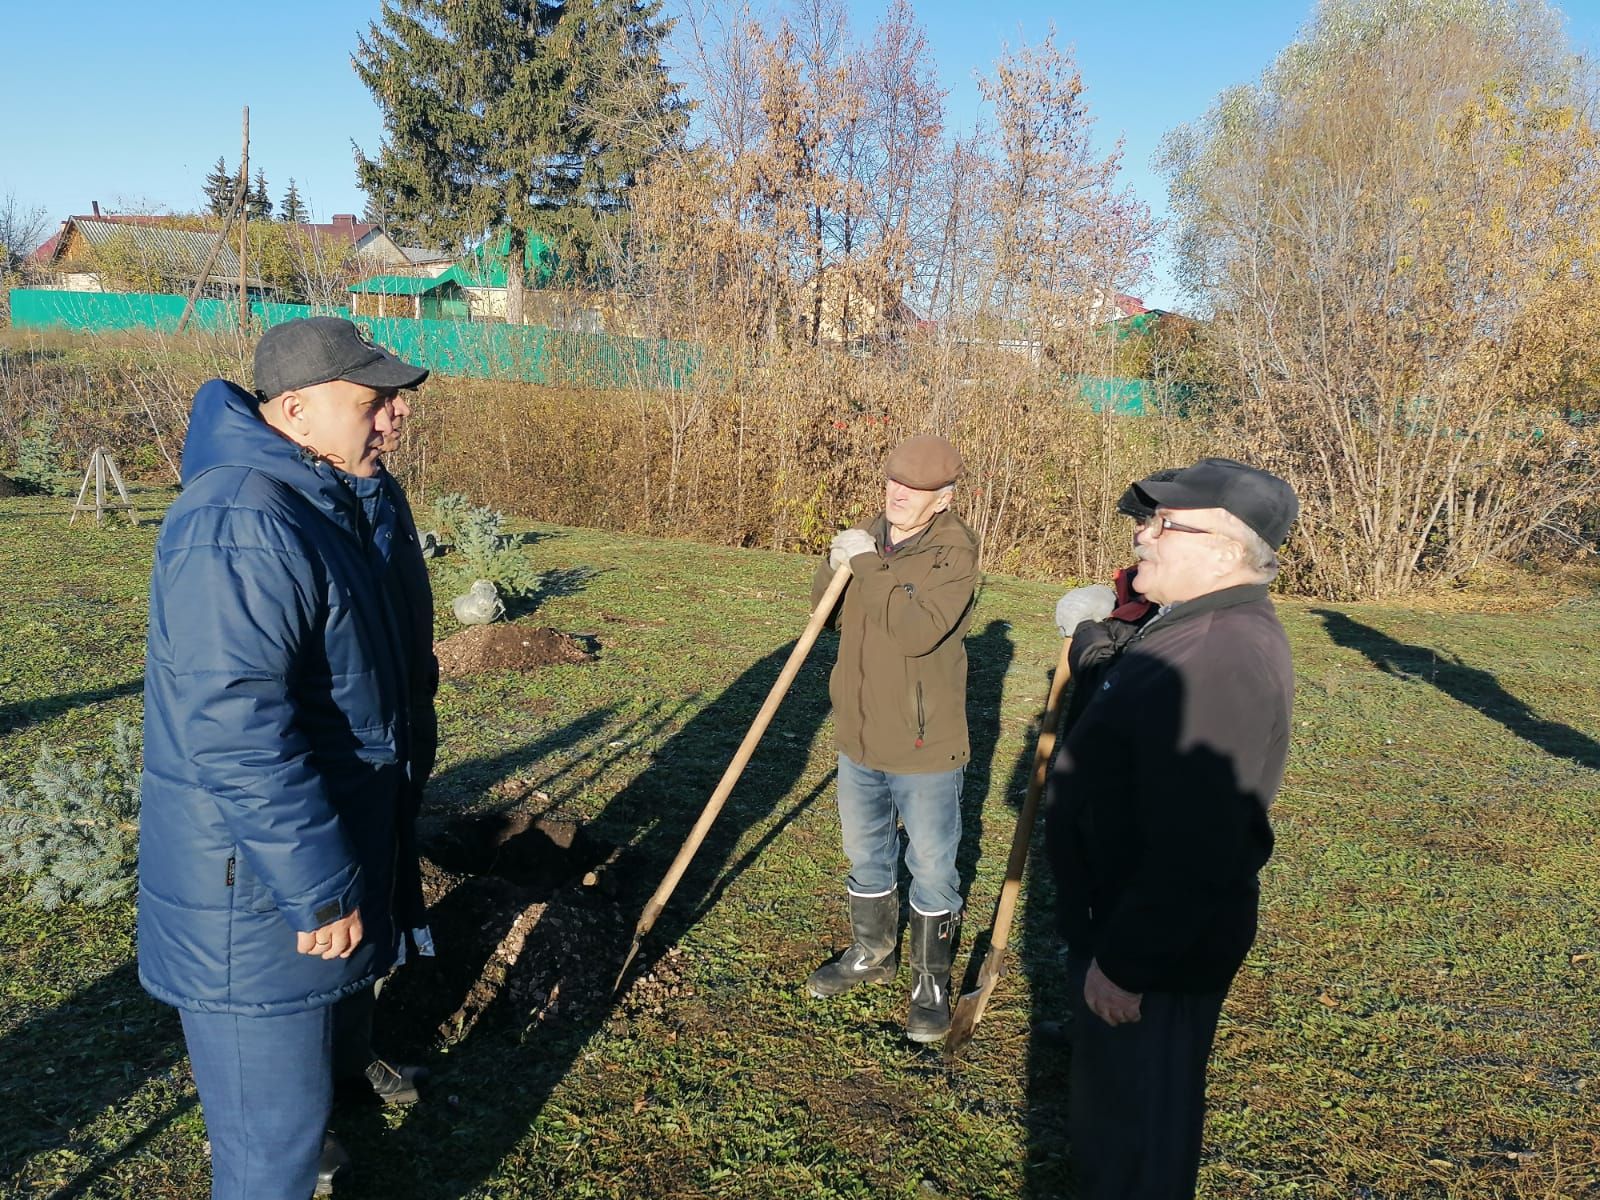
984, 632, 1076, 959
626, 563, 853, 946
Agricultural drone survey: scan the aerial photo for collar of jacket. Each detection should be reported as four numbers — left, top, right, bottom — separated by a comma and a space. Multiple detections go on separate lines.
178, 378, 367, 541
866, 508, 977, 554
1135, 582, 1271, 641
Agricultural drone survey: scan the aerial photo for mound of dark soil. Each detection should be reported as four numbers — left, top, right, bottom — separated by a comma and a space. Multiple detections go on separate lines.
435, 623, 596, 677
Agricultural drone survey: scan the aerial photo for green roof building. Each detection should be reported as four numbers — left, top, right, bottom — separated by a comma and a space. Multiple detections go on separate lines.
349, 272, 473, 321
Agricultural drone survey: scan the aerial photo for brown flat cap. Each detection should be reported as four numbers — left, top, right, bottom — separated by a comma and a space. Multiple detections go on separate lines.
885, 435, 962, 490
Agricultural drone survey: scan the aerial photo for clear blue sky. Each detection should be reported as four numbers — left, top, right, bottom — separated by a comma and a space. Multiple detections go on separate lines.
4, 0, 1598, 307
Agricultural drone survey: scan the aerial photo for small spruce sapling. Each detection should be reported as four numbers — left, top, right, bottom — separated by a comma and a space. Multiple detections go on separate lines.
431, 493, 538, 622
0, 721, 142, 909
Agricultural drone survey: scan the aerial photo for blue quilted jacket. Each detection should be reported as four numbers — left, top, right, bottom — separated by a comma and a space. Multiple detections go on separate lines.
138, 379, 416, 1015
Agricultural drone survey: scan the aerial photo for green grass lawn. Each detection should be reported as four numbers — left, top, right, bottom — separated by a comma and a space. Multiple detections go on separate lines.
2, 490, 1597, 1199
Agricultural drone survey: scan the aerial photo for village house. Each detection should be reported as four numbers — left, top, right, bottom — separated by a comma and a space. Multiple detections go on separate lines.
29, 208, 441, 297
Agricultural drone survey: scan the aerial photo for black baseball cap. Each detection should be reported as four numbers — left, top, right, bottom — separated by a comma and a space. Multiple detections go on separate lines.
253, 317, 428, 400
1132, 457, 1300, 547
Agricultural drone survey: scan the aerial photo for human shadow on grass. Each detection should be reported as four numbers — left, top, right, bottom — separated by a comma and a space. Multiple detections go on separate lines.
0, 959, 189, 1195
344, 632, 836, 1198
0, 678, 143, 735
1315, 609, 1600, 771
931, 639, 1078, 1194
952, 620, 1016, 912
952, 636, 1058, 996
502, 565, 606, 622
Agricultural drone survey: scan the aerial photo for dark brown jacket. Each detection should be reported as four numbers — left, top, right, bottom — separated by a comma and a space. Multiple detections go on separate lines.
811, 510, 980, 775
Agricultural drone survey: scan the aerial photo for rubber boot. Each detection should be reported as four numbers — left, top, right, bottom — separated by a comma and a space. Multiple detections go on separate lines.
365, 1057, 428, 1106
806, 890, 900, 998
314, 1133, 351, 1196
906, 909, 959, 1043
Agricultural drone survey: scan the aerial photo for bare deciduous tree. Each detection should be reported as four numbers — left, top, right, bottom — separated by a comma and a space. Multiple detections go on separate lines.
1162, 0, 1600, 597
0, 192, 50, 276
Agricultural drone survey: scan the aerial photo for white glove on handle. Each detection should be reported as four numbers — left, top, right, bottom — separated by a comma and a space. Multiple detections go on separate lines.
828, 528, 878, 571
1054, 584, 1116, 638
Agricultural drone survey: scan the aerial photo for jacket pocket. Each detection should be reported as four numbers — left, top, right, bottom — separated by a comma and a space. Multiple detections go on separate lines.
230, 851, 278, 914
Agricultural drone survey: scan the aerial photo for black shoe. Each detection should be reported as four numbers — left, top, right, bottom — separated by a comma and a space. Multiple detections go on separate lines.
907, 909, 959, 1044
314, 1133, 351, 1196
806, 890, 900, 998
1032, 1017, 1071, 1045
365, 1057, 428, 1106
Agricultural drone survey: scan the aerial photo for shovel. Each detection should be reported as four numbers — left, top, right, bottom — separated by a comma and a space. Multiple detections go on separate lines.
945, 633, 1076, 1051
613, 562, 854, 994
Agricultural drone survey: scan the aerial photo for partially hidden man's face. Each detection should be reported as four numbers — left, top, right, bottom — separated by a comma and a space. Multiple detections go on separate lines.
287, 379, 401, 477
884, 477, 951, 534
377, 390, 413, 457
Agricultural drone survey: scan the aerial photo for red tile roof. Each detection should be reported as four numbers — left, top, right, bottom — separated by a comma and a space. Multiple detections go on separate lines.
28, 233, 61, 263
302, 215, 378, 244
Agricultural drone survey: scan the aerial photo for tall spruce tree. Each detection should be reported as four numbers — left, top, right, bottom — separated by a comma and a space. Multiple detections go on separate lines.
203, 156, 238, 217
279, 178, 309, 224
353, 0, 688, 321
247, 167, 274, 220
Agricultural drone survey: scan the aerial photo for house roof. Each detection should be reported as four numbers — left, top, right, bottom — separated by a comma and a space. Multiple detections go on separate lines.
305, 215, 379, 244
51, 217, 264, 287
28, 233, 61, 263
400, 245, 455, 265
349, 272, 464, 296
31, 214, 181, 264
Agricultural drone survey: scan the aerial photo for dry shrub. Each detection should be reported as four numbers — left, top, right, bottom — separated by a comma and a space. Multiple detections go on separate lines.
403, 337, 1210, 582
0, 329, 248, 485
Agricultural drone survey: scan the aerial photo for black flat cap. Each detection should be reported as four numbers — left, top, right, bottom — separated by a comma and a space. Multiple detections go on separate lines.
1133, 457, 1299, 547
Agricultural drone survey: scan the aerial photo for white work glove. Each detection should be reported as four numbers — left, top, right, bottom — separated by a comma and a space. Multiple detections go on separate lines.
1054, 584, 1116, 638
828, 528, 878, 571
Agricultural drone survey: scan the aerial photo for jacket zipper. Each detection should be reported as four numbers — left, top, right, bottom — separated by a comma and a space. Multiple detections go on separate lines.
915, 681, 925, 748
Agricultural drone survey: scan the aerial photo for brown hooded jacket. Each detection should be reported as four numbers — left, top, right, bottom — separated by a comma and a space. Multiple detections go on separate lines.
810, 510, 980, 775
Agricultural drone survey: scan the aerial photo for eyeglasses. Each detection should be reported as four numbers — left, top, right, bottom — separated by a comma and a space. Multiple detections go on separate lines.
1143, 514, 1218, 539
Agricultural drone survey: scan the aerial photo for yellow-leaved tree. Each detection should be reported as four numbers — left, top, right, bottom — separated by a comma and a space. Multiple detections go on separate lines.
1161, 0, 1600, 598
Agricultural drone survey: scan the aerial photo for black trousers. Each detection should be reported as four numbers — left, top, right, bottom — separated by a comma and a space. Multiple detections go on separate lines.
1066, 952, 1228, 1200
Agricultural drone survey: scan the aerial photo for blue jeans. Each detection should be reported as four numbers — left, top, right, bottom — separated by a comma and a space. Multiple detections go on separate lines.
180, 1005, 334, 1200
835, 752, 965, 916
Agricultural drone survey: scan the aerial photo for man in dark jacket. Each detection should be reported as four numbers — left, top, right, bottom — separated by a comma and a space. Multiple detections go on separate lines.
1044, 458, 1298, 1200
139, 318, 430, 1200
805, 435, 980, 1043
329, 383, 440, 1115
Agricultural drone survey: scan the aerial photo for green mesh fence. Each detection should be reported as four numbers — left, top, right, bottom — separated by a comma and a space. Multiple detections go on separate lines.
7, 289, 696, 390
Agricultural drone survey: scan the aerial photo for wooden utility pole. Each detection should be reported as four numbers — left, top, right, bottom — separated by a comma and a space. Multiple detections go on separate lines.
177, 107, 250, 334
239, 106, 250, 334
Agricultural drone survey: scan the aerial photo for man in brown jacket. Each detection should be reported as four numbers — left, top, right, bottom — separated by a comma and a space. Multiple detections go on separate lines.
805, 435, 980, 1042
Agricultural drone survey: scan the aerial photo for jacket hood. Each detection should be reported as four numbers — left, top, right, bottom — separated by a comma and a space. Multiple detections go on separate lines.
181, 378, 362, 538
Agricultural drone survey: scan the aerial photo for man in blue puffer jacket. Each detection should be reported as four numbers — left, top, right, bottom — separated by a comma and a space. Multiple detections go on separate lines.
140, 317, 430, 1200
